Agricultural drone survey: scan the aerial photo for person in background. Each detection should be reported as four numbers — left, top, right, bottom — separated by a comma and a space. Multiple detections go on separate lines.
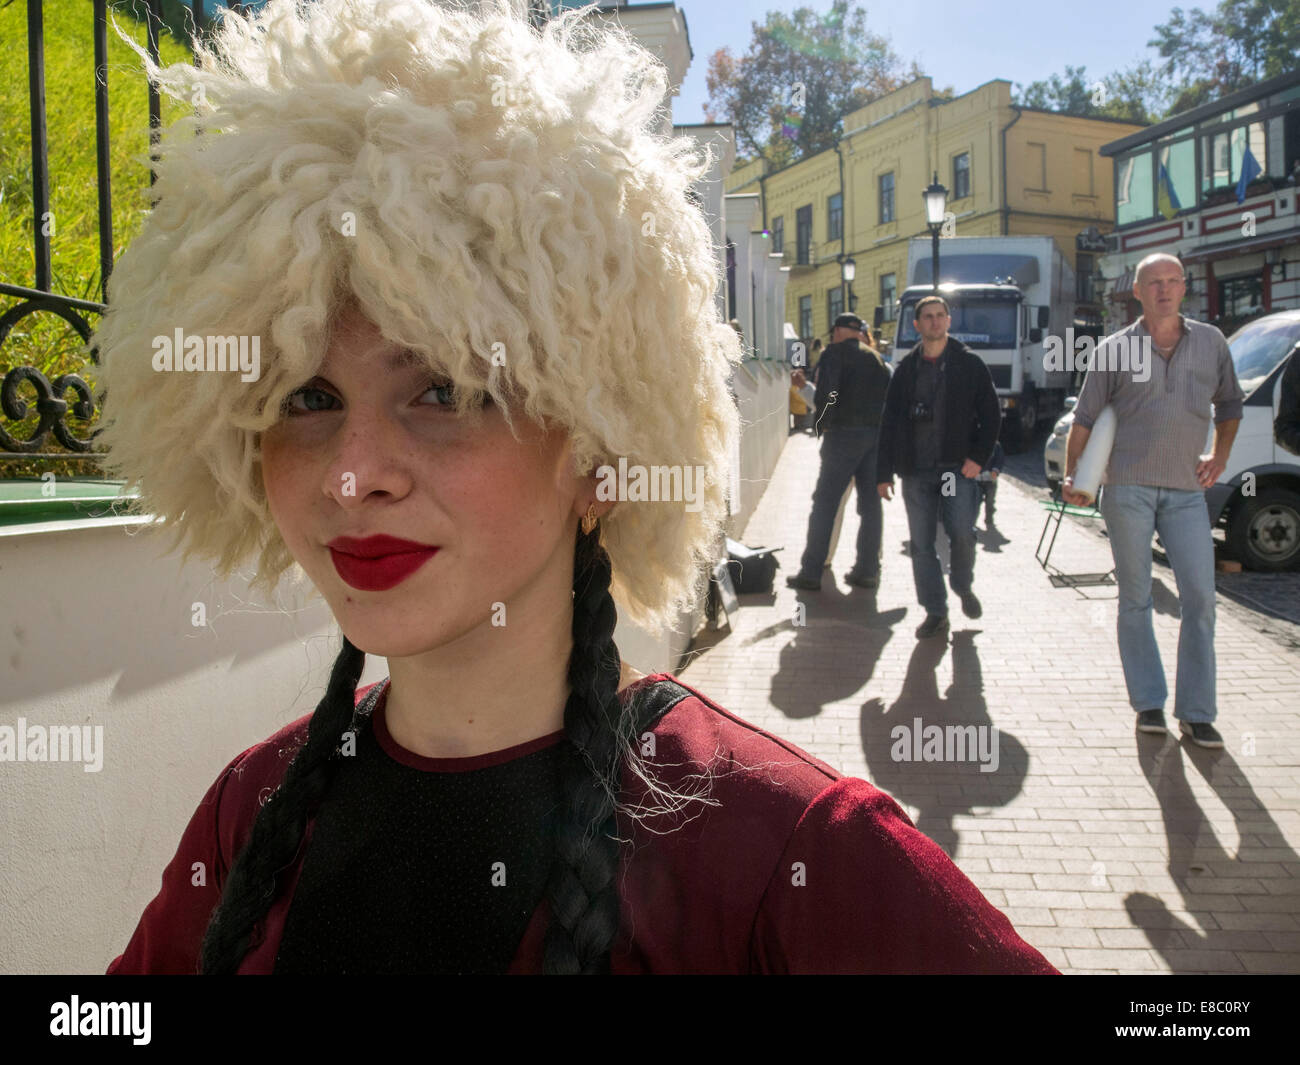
787, 313, 891, 590
825, 322, 892, 567
975, 440, 1004, 528
1062, 252, 1243, 750
790, 368, 815, 434
876, 296, 1000, 639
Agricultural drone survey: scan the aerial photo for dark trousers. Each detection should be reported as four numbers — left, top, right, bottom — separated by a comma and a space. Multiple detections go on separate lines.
900, 468, 980, 616
797, 427, 882, 579
978, 478, 998, 520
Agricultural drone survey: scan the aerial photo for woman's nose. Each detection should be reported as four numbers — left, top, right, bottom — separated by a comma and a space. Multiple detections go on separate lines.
323, 411, 411, 505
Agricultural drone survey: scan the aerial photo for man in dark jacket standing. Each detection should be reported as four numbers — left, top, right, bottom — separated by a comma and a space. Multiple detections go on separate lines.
876, 296, 1001, 638
787, 313, 892, 590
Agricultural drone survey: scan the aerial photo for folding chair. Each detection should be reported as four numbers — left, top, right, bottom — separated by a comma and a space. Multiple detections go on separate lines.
1036, 495, 1116, 588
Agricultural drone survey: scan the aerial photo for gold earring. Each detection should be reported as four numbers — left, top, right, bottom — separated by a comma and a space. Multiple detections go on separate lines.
580, 503, 598, 536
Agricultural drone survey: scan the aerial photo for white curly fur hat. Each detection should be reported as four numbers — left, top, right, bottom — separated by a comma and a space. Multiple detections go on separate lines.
90, 0, 741, 628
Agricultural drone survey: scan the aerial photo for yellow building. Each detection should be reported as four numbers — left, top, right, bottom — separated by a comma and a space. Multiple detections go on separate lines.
724, 78, 1145, 347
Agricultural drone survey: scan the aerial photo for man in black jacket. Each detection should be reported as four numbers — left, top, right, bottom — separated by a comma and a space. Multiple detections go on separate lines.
876, 296, 1001, 638
786, 313, 892, 590
1276, 350, 1300, 456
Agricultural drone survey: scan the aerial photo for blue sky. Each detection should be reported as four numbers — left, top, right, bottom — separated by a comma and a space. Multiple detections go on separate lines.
670, 0, 1204, 124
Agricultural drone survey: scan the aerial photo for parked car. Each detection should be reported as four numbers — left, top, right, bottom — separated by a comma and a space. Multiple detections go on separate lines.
1043, 311, 1300, 571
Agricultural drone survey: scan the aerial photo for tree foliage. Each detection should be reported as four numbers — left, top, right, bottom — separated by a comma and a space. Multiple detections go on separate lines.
1149, 0, 1300, 113
1014, 0, 1300, 123
705, 1, 921, 170
1014, 62, 1171, 124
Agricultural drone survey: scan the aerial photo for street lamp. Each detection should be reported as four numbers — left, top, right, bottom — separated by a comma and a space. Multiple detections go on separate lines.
841, 256, 856, 315
923, 173, 948, 295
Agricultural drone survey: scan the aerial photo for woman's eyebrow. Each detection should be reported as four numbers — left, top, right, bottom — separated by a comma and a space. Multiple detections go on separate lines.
385, 348, 430, 372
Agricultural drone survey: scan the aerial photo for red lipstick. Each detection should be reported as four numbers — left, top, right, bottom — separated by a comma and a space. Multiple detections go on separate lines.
327, 534, 439, 591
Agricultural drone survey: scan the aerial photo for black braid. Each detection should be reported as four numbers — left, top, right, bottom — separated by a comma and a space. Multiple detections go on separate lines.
542, 523, 626, 974
199, 634, 366, 974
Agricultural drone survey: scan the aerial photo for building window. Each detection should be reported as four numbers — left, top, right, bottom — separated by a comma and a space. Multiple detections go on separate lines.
771, 216, 783, 254
1201, 121, 1267, 198
879, 172, 894, 224
828, 286, 844, 326
1074, 148, 1095, 197
1116, 150, 1154, 224
1219, 274, 1264, 320
952, 153, 970, 200
799, 295, 812, 342
796, 204, 812, 265
1026, 143, 1047, 191
827, 193, 842, 242
880, 272, 897, 321
1156, 138, 1196, 216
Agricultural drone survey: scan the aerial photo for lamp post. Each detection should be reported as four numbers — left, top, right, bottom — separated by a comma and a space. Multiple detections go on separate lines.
923, 173, 948, 295
841, 256, 856, 315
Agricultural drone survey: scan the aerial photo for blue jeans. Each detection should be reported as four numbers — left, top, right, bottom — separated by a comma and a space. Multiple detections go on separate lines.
899, 468, 980, 616
1099, 484, 1217, 723
797, 427, 883, 579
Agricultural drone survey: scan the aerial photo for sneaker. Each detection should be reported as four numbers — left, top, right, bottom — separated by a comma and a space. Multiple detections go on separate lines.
1135, 709, 1167, 735
915, 614, 949, 639
1179, 721, 1224, 749
844, 570, 879, 589
785, 574, 821, 591
959, 591, 982, 618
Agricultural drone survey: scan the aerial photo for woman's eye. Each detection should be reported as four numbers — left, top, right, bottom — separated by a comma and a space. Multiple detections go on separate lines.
420, 381, 457, 407
283, 386, 338, 414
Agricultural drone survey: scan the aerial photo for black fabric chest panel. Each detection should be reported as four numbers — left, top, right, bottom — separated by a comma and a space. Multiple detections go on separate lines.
274, 729, 564, 974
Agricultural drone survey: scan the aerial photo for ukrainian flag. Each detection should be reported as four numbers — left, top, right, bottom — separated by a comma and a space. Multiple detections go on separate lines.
1157, 162, 1182, 220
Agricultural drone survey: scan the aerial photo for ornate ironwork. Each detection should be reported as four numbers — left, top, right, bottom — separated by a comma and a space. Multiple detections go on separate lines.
0, 0, 210, 463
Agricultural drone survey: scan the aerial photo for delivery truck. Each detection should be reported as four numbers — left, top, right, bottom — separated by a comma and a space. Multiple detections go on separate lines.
881, 235, 1079, 451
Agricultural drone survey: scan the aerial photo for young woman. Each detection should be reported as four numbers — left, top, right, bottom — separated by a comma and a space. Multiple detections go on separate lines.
95, 0, 1055, 975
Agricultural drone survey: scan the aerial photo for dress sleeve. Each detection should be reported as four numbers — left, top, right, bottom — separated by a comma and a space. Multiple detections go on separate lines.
106, 746, 256, 974
750, 777, 1058, 974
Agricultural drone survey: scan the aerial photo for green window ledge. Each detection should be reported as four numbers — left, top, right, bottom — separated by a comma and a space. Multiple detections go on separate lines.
0, 479, 140, 528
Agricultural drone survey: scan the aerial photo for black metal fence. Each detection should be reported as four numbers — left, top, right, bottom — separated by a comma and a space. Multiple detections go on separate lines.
0, 0, 218, 464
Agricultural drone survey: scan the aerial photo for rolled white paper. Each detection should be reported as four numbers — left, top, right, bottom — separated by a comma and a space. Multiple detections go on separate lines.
1073, 404, 1116, 504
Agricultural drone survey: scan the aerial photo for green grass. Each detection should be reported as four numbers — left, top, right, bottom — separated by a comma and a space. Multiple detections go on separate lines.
0, 0, 194, 480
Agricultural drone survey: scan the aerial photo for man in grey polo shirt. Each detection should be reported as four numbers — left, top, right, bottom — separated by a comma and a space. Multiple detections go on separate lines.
1062, 253, 1243, 749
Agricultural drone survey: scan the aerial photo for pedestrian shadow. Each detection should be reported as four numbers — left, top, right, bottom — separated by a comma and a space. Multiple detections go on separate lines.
859, 629, 1028, 857
976, 523, 1011, 553
763, 585, 907, 720
1124, 736, 1300, 973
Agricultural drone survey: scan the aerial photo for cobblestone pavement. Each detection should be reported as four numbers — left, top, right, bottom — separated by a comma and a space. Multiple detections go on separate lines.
678, 429, 1300, 974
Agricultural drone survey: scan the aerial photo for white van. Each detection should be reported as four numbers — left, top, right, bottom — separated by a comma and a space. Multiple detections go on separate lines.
1045, 310, 1300, 571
